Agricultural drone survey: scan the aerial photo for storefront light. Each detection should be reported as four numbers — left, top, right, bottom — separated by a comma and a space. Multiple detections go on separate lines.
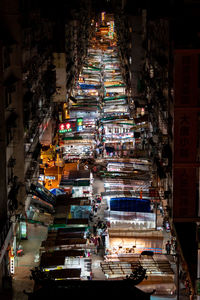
59, 123, 65, 131
59, 122, 72, 133
10, 255, 15, 274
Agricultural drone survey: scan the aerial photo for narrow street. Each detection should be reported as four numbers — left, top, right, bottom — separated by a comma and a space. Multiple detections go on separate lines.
10, 11, 187, 300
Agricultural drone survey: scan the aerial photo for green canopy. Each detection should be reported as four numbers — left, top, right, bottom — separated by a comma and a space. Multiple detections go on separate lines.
62, 136, 83, 140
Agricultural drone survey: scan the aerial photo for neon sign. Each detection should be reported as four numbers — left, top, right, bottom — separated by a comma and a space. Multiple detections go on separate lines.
66, 123, 71, 130
59, 123, 72, 133
59, 119, 83, 133
10, 256, 14, 274
101, 12, 105, 22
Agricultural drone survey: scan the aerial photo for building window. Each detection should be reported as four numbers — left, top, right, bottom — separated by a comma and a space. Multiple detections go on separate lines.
7, 165, 13, 185
5, 88, 12, 108
6, 126, 13, 146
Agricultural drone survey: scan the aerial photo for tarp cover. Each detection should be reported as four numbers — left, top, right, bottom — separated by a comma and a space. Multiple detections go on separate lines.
48, 268, 81, 279
67, 219, 89, 225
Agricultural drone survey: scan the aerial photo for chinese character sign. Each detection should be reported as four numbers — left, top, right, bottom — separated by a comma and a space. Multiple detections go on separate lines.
174, 51, 199, 106
174, 111, 198, 162
173, 168, 196, 218
173, 50, 199, 219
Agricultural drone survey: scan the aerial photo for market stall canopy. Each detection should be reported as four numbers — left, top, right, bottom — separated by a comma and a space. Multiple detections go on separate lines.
60, 171, 91, 187
57, 228, 87, 235
47, 233, 84, 240
69, 170, 90, 180
41, 250, 85, 261
104, 211, 155, 222
40, 255, 65, 268
30, 183, 56, 206
41, 238, 87, 248
108, 229, 163, 239
48, 226, 87, 233
47, 268, 81, 279
108, 197, 151, 213
102, 191, 154, 199
54, 205, 68, 219
31, 196, 55, 214
70, 205, 91, 219
55, 194, 73, 206
66, 219, 89, 225
56, 197, 90, 206
50, 188, 66, 196
101, 258, 174, 278
45, 166, 63, 177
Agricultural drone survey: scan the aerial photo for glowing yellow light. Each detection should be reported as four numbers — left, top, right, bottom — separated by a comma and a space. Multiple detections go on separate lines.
101, 12, 105, 21
10, 256, 14, 274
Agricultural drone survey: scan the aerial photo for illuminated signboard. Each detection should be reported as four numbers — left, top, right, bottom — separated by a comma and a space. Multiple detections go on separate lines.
109, 21, 114, 38
20, 221, 27, 239
59, 118, 83, 133
10, 256, 14, 274
101, 12, 105, 22
77, 118, 83, 132
59, 122, 72, 133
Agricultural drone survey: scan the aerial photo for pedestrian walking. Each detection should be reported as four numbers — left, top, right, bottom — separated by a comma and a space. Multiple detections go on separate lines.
101, 222, 106, 230
87, 272, 92, 280
93, 236, 98, 254
165, 240, 171, 255
92, 204, 95, 212
101, 234, 105, 247
97, 235, 101, 247
89, 212, 93, 222
93, 224, 97, 235
97, 218, 102, 228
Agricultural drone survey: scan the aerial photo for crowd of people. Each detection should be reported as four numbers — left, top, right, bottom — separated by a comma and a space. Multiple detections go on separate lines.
87, 194, 108, 254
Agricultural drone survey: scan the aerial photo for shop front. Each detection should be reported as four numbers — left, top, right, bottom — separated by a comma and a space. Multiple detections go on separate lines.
39, 249, 91, 279
104, 210, 156, 230
106, 230, 163, 255
70, 205, 92, 219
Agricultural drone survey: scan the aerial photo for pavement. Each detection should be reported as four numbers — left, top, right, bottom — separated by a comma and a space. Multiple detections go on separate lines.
91, 250, 106, 280
12, 223, 48, 300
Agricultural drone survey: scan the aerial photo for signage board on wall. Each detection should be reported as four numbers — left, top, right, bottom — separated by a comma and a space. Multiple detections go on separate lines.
173, 50, 200, 219
59, 118, 83, 133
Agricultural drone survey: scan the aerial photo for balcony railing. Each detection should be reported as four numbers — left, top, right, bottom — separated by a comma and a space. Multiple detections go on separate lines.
0, 219, 12, 253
